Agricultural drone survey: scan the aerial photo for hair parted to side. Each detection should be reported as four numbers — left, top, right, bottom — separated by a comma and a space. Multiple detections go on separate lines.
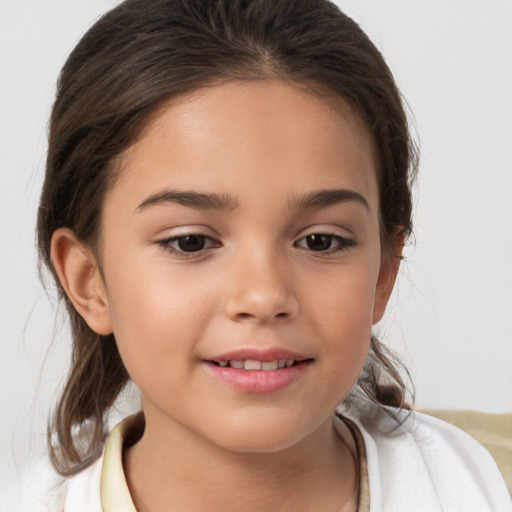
37, 0, 418, 475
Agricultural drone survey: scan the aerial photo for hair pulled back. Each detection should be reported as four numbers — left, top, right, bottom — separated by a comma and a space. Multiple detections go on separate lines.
37, 0, 417, 475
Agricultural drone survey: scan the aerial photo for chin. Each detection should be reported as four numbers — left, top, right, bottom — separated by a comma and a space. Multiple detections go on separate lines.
203, 409, 323, 455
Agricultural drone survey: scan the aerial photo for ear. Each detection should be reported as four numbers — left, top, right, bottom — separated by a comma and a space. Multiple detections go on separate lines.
372, 230, 404, 324
51, 228, 113, 335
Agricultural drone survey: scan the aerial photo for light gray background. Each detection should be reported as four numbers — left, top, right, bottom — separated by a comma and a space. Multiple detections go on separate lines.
1, 0, 511, 485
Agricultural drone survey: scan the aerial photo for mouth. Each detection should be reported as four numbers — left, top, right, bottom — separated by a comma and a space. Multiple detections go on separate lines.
211, 359, 305, 370
203, 349, 312, 393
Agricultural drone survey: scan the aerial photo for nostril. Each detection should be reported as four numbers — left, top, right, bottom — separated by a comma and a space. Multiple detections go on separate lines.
226, 291, 299, 323
234, 310, 289, 322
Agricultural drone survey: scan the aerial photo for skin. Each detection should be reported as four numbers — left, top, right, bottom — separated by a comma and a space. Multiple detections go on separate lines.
52, 80, 401, 511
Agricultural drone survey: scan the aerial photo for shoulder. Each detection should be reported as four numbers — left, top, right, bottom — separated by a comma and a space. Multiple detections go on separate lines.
341, 401, 511, 512
4, 452, 104, 512
4, 413, 141, 512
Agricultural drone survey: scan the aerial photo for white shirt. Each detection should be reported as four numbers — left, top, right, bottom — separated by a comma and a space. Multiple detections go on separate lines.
5, 402, 511, 512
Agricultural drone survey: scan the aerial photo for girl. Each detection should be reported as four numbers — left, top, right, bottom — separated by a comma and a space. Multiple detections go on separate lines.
12, 0, 511, 510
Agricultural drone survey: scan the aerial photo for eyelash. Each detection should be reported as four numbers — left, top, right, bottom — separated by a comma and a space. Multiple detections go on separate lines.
157, 232, 357, 258
157, 234, 220, 257
295, 233, 357, 253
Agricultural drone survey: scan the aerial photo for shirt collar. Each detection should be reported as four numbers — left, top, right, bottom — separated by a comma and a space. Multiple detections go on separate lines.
100, 411, 369, 511
100, 413, 142, 512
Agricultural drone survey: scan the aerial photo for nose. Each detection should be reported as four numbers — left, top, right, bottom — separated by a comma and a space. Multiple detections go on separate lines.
223, 248, 299, 324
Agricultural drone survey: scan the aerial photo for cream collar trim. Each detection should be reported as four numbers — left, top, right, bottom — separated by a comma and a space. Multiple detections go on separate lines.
99, 412, 368, 512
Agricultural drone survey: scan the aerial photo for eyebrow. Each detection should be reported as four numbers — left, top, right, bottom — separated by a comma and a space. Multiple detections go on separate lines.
290, 189, 370, 211
135, 187, 369, 214
136, 189, 239, 212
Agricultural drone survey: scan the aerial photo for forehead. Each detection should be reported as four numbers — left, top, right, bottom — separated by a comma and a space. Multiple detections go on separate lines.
111, 79, 378, 211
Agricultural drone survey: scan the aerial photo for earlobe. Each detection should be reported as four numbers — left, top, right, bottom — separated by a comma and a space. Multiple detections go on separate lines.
51, 228, 113, 335
372, 231, 404, 324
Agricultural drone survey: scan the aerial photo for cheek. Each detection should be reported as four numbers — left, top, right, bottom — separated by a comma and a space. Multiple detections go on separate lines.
301, 262, 378, 379
305, 260, 378, 333
103, 261, 214, 381
320, 299, 372, 375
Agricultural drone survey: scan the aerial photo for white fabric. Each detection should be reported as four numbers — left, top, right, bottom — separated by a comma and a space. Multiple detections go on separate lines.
341, 401, 511, 511
4, 403, 511, 512
1, 455, 103, 512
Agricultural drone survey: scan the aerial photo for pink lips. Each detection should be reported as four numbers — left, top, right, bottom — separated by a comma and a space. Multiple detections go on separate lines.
203, 348, 312, 394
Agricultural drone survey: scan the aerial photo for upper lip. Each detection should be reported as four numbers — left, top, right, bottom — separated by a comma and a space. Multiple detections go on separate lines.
206, 347, 311, 363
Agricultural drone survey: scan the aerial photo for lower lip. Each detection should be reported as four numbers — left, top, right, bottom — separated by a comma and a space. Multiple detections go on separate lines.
204, 361, 311, 393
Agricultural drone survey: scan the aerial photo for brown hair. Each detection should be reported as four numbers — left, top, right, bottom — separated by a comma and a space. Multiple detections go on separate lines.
37, 0, 417, 475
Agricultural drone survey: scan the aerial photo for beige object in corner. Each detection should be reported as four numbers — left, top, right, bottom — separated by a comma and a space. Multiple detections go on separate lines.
421, 410, 512, 496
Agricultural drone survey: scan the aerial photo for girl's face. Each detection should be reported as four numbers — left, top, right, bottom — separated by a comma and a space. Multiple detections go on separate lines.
95, 80, 398, 452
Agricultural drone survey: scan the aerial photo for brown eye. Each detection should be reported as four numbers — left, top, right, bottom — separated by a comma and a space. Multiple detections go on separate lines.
158, 233, 220, 256
177, 235, 206, 252
305, 234, 333, 251
295, 233, 356, 253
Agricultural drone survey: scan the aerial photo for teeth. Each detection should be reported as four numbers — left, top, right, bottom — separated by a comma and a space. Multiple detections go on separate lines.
262, 360, 278, 370
244, 359, 262, 370
217, 359, 297, 370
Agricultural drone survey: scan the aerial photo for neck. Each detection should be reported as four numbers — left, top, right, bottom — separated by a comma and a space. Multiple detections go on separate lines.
124, 412, 358, 512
